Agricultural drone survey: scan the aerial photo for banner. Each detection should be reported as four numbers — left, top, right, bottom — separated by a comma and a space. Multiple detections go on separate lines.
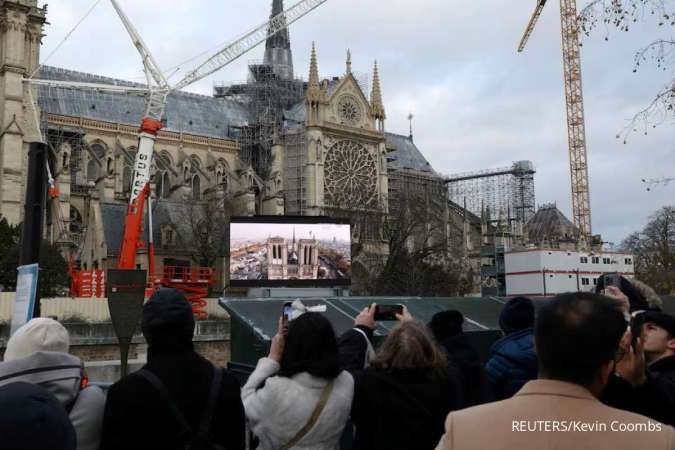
11, 264, 39, 336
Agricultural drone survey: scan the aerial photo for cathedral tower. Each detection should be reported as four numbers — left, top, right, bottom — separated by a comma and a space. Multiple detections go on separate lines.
264, 0, 294, 80
0, 0, 46, 224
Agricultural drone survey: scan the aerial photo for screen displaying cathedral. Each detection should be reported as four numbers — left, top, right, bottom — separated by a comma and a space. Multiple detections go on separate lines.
230, 222, 351, 282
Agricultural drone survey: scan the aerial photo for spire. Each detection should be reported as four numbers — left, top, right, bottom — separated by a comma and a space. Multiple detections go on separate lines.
309, 42, 319, 88
264, 0, 294, 80
370, 60, 385, 120
408, 113, 414, 141
346, 49, 352, 74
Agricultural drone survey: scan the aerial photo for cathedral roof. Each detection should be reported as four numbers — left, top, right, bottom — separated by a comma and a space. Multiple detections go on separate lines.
526, 203, 580, 244
385, 132, 437, 174
37, 66, 251, 140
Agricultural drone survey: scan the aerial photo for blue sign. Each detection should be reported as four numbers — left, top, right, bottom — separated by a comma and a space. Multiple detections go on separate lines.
11, 264, 39, 336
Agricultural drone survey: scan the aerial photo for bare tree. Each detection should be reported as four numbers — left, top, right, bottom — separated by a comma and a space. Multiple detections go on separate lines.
181, 194, 233, 268
620, 205, 675, 294
579, 0, 675, 137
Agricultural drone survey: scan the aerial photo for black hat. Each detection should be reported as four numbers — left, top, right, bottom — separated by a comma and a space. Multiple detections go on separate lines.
641, 311, 675, 337
0, 382, 76, 450
141, 288, 195, 347
500, 297, 535, 333
429, 310, 464, 342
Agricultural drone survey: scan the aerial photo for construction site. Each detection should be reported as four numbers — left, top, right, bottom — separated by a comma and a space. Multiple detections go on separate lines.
0, 0, 656, 306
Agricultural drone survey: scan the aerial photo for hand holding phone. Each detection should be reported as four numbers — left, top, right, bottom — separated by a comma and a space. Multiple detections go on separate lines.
374, 304, 404, 321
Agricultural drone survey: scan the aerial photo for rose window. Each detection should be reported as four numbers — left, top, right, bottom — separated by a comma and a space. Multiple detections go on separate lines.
324, 140, 377, 207
337, 95, 363, 126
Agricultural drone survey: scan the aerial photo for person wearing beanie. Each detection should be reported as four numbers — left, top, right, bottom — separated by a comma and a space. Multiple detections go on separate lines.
602, 310, 675, 426
428, 310, 492, 407
484, 297, 538, 400
0, 382, 76, 450
0, 318, 105, 450
101, 288, 245, 450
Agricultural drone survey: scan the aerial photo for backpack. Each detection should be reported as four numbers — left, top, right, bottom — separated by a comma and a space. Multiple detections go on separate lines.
136, 365, 223, 450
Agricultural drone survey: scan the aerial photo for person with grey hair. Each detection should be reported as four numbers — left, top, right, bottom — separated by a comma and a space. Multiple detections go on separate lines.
0, 318, 105, 450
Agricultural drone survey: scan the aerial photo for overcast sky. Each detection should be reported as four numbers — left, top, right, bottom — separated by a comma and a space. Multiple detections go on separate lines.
38, 0, 674, 245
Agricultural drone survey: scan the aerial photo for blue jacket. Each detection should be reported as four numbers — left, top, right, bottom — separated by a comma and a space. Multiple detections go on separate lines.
484, 328, 537, 400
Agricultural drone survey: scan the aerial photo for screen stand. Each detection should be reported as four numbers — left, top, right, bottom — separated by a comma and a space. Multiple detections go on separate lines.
246, 287, 349, 298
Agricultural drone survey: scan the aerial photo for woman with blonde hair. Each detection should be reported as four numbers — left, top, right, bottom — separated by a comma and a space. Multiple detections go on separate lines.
342, 306, 462, 450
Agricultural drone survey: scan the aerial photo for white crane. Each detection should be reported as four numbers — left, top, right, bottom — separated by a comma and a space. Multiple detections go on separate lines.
25, 0, 331, 272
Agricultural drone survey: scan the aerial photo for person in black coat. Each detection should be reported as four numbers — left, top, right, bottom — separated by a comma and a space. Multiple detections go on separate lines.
0, 382, 76, 450
428, 310, 492, 406
101, 289, 245, 450
603, 310, 675, 426
339, 304, 462, 450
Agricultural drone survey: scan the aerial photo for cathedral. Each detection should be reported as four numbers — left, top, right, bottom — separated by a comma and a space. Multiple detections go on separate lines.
0, 0, 449, 290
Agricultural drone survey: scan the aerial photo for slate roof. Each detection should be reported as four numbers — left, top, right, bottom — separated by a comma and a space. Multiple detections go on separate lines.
526, 204, 580, 243
385, 132, 437, 174
37, 66, 252, 139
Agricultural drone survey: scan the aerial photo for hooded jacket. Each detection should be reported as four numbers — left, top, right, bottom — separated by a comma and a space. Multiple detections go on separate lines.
484, 327, 538, 400
101, 288, 246, 450
0, 351, 105, 450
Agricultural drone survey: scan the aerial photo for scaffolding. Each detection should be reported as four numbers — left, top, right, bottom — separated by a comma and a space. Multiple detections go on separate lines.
445, 160, 536, 224
283, 124, 307, 215
216, 60, 305, 178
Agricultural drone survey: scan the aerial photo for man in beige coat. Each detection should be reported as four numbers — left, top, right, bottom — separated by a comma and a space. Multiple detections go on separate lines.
435, 292, 675, 450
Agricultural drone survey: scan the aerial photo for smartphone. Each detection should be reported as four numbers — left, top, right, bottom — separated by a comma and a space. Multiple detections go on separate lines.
604, 273, 621, 289
281, 302, 293, 333
375, 304, 403, 321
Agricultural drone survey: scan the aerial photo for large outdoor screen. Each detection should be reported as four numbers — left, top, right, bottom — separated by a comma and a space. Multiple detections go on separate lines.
229, 217, 351, 287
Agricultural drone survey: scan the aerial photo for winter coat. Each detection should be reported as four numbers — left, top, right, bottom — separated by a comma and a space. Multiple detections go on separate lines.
439, 334, 492, 407
484, 327, 538, 400
351, 367, 461, 450
603, 354, 675, 426
101, 348, 245, 450
0, 351, 104, 450
337, 326, 462, 449
0, 381, 77, 450
242, 357, 354, 450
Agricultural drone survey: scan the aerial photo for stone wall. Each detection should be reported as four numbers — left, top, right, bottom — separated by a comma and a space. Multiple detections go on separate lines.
0, 319, 231, 382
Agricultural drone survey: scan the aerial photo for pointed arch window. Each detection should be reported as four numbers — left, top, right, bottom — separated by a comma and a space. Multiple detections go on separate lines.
123, 166, 132, 195
156, 170, 164, 199
162, 172, 170, 198
192, 175, 201, 201
87, 159, 99, 182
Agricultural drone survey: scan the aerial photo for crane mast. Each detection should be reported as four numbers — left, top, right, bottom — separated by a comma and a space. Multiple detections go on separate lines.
518, 0, 593, 239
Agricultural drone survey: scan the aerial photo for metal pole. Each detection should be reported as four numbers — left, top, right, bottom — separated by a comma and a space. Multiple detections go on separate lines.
20, 142, 47, 318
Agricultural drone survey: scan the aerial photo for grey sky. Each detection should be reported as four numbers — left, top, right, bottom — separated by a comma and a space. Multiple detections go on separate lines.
38, 0, 674, 245
231, 223, 351, 242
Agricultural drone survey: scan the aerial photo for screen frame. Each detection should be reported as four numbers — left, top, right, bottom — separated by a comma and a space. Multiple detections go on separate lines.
229, 216, 352, 288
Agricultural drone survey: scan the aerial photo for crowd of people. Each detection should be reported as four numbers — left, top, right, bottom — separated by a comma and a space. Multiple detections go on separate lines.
0, 274, 674, 450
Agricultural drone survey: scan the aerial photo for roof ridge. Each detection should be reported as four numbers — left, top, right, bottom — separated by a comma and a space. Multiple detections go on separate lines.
40, 65, 232, 102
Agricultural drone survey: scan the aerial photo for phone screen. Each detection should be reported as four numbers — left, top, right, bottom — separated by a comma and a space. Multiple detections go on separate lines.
375, 304, 403, 321
282, 303, 293, 325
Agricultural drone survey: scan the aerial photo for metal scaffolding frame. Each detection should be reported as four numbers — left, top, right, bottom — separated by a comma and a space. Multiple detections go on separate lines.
282, 125, 307, 215
445, 161, 536, 224
216, 60, 305, 178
